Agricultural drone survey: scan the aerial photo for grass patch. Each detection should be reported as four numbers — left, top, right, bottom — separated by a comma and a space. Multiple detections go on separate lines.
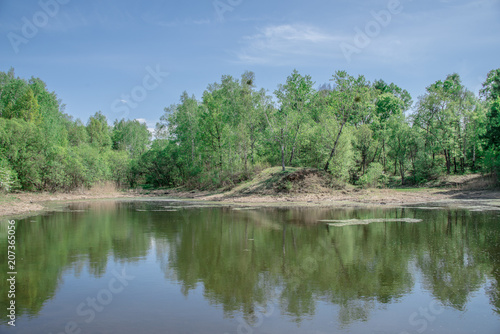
392, 187, 436, 193
0, 193, 19, 204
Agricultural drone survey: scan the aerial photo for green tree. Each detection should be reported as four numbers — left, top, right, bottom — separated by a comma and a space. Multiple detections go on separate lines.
413, 74, 478, 174
386, 114, 413, 184
0, 77, 42, 124
29, 76, 67, 147
112, 119, 151, 158
480, 69, 500, 177
66, 118, 89, 146
0, 118, 45, 190
86, 111, 112, 150
323, 71, 373, 172
371, 81, 412, 171
267, 70, 314, 171
160, 92, 202, 179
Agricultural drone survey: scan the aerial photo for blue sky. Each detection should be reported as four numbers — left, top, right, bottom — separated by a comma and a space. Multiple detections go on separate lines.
1, 0, 499, 131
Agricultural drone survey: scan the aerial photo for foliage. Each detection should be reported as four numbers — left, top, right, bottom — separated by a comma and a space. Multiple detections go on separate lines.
0, 160, 18, 192
0, 69, 154, 192
0, 67, 498, 191
358, 162, 386, 188
112, 119, 151, 158
481, 68, 500, 179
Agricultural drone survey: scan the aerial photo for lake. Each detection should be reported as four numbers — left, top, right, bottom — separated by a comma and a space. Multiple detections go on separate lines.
1, 200, 499, 334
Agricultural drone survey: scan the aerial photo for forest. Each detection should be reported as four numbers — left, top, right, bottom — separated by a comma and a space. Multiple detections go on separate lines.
0, 67, 499, 192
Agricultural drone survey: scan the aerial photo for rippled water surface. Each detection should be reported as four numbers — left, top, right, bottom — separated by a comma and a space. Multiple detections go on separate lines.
1, 201, 499, 334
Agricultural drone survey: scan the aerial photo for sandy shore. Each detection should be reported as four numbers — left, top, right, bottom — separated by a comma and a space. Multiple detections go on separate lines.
0, 190, 136, 218
2, 187, 500, 218
156, 187, 500, 207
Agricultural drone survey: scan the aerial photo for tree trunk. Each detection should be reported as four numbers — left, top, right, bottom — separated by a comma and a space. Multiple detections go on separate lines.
288, 124, 300, 166
382, 139, 386, 170
280, 128, 286, 171
399, 161, 405, 185
191, 138, 195, 165
444, 149, 451, 174
472, 144, 476, 170
288, 147, 295, 166
324, 121, 346, 172
281, 144, 285, 171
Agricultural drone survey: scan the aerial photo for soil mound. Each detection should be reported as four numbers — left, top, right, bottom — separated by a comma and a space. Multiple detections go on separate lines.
274, 168, 334, 193
229, 167, 336, 196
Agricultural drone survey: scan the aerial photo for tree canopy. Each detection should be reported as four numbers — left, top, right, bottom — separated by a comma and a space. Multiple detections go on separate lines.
0, 67, 498, 192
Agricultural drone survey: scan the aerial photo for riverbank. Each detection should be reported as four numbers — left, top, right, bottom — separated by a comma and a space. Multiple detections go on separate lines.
3, 185, 500, 218
147, 187, 500, 208
2, 168, 500, 218
142, 168, 500, 208
0, 186, 136, 218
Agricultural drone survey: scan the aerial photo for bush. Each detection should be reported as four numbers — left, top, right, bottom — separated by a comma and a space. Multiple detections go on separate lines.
0, 162, 18, 192
358, 163, 386, 188
482, 148, 500, 182
106, 150, 131, 188
0, 118, 45, 190
412, 152, 443, 184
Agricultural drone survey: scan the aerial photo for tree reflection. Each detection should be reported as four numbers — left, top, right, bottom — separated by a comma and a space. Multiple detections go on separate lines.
1, 203, 499, 327
0, 201, 150, 321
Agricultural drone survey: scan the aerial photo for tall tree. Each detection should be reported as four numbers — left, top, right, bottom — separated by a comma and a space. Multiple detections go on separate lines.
267, 70, 314, 171
0, 77, 42, 124
413, 74, 477, 174
323, 71, 373, 172
87, 111, 112, 150
481, 69, 500, 150
480, 69, 500, 176
112, 119, 151, 158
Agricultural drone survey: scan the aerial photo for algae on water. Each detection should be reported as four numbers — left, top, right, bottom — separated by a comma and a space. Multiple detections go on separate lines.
320, 218, 423, 227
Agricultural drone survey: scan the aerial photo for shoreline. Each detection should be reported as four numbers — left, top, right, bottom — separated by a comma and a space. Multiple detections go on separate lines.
2, 187, 500, 218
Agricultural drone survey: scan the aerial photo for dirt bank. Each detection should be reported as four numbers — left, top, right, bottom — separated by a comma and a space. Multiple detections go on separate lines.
3, 187, 500, 218
146, 168, 500, 208
2, 169, 500, 218
0, 188, 136, 218
148, 187, 500, 208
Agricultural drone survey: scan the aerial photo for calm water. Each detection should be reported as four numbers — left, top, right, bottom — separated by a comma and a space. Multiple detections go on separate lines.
1, 200, 500, 334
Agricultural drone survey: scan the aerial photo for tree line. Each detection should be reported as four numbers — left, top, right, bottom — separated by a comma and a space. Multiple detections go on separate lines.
0, 67, 499, 192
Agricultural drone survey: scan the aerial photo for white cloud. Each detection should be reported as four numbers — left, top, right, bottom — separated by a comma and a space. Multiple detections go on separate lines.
134, 118, 157, 134
235, 24, 347, 65
233, 0, 500, 67
251, 24, 336, 43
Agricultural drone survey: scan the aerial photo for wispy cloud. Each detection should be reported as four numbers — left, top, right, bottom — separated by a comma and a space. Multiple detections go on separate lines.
234, 24, 346, 65
234, 0, 499, 67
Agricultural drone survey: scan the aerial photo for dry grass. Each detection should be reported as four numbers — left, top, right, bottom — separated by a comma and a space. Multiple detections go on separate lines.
88, 181, 119, 194
455, 174, 497, 190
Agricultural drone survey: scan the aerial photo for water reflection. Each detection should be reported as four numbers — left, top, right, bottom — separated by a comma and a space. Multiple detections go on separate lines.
0, 201, 499, 330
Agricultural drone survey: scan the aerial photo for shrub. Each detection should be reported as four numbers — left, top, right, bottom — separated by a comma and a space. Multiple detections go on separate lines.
412, 152, 443, 184
0, 162, 18, 192
358, 162, 386, 188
